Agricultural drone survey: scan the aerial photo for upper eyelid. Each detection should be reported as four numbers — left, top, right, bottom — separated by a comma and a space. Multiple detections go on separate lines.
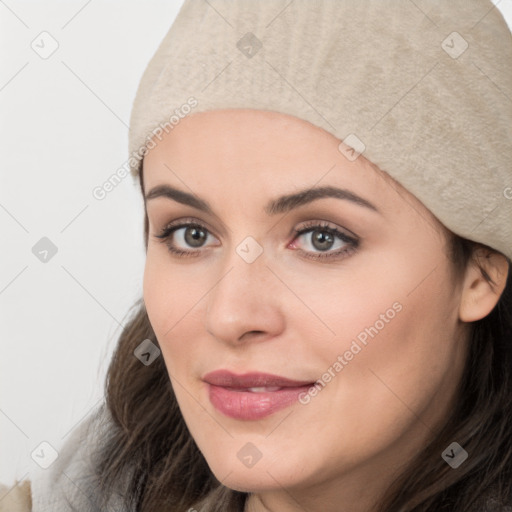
150, 211, 231, 238
146, 191, 375, 235
156, 217, 217, 237
294, 220, 358, 239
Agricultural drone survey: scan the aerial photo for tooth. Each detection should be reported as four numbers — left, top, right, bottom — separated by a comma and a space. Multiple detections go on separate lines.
247, 386, 281, 392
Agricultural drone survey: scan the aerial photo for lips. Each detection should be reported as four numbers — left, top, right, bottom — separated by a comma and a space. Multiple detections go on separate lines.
203, 370, 315, 420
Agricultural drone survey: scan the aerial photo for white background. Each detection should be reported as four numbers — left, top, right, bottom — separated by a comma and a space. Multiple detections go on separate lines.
1, 0, 511, 486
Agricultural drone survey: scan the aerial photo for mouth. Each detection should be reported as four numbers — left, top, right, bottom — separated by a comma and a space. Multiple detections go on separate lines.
202, 370, 316, 420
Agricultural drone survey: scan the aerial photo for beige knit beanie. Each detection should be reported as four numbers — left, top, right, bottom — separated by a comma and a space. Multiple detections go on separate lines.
128, 0, 512, 261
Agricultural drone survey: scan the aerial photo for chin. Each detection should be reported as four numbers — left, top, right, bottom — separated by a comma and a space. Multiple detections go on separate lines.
203, 450, 307, 493
216, 469, 289, 493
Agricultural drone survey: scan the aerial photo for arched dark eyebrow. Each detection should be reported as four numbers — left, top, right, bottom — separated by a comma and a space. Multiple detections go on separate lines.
264, 186, 379, 215
145, 184, 380, 215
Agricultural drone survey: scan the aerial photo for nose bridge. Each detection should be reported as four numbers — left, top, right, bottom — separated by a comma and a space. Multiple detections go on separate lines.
213, 232, 270, 299
205, 240, 284, 343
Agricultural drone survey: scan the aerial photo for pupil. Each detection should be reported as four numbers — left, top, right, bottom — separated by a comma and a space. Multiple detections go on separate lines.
185, 227, 206, 247
313, 230, 334, 251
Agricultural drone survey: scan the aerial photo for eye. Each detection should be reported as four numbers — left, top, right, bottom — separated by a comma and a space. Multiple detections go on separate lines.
290, 221, 359, 261
153, 218, 359, 262
154, 219, 219, 257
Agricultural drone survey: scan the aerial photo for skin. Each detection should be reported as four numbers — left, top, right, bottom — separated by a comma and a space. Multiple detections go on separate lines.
141, 109, 507, 512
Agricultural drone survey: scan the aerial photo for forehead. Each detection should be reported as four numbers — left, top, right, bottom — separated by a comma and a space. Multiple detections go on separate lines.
141, 109, 430, 222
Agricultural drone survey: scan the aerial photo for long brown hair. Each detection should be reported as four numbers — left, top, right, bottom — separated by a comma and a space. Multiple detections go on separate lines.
91, 167, 512, 512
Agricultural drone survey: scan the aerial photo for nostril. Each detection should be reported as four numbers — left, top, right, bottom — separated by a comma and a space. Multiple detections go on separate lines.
239, 330, 266, 342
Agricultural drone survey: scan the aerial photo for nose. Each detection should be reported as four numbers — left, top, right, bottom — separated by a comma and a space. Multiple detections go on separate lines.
204, 247, 286, 346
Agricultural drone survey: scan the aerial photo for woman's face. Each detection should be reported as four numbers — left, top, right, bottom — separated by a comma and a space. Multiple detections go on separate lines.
142, 109, 469, 509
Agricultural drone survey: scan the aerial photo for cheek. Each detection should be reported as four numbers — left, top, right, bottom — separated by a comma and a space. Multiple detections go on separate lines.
142, 253, 212, 378
143, 249, 201, 333
310, 263, 464, 446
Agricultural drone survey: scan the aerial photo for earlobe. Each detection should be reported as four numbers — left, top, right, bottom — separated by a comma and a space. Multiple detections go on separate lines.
459, 249, 509, 323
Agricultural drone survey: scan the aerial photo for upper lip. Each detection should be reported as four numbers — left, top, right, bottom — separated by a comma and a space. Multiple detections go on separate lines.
203, 370, 315, 388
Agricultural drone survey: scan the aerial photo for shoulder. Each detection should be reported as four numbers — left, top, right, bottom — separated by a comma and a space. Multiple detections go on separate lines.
29, 403, 129, 511
0, 480, 31, 512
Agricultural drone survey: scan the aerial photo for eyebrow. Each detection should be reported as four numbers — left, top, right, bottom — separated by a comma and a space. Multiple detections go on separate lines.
145, 184, 380, 216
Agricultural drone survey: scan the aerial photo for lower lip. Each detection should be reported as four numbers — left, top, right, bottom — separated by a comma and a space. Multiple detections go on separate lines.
207, 384, 312, 420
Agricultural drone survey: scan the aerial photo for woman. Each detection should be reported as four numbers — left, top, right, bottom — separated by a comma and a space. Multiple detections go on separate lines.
4, 1, 511, 511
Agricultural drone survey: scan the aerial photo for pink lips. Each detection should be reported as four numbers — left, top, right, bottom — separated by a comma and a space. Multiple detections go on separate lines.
203, 370, 314, 420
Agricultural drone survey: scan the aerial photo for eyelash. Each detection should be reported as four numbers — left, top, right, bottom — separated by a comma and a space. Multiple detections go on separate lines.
153, 218, 359, 261
292, 221, 359, 261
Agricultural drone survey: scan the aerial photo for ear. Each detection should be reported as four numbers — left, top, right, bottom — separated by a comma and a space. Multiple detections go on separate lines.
459, 248, 509, 322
